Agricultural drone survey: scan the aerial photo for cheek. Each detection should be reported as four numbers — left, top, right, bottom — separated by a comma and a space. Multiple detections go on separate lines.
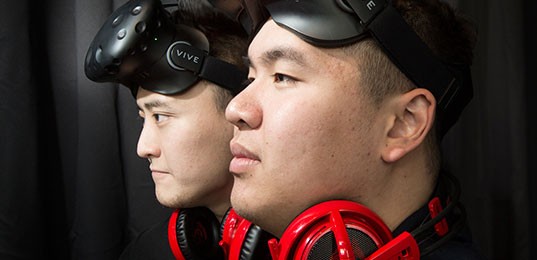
170, 119, 232, 163
266, 94, 375, 181
199, 120, 234, 164
271, 96, 356, 145
160, 126, 198, 172
263, 100, 333, 175
266, 101, 317, 154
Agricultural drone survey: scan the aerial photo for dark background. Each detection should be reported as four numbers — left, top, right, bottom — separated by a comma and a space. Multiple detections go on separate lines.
0, 0, 535, 259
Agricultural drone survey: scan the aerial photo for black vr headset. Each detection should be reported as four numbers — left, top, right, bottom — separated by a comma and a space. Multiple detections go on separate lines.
84, 0, 247, 96
213, 0, 474, 137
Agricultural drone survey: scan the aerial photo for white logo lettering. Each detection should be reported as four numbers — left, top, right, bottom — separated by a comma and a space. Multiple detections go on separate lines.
366, 0, 376, 10
176, 50, 200, 64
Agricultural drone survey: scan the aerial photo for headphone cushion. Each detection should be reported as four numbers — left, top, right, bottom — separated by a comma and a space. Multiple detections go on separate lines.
219, 207, 233, 241
239, 224, 274, 260
175, 207, 224, 259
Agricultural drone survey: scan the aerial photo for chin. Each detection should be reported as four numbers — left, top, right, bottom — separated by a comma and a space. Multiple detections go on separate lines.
155, 195, 173, 208
232, 200, 283, 238
230, 191, 255, 219
155, 189, 180, 208
231, 191, 274, 231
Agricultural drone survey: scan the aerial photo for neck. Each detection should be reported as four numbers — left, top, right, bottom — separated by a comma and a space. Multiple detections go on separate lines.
208, 202, 231, 223
206, 179, 234, 222
365, 149, 437, 231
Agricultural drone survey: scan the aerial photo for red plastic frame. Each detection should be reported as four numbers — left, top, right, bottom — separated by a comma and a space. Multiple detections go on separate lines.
167, 209, 186, 260
219, 208, 255, 260
268, 200, 420, 260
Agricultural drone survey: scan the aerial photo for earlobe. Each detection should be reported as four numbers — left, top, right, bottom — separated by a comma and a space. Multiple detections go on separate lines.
381, 89, 436, 163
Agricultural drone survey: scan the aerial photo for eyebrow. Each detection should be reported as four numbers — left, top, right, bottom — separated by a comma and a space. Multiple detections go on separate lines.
247, 46, 308, 70
137, 99, 171, 111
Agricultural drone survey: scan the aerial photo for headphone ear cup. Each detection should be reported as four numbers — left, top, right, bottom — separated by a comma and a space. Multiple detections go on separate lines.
238, 224, 274, 260
219, 207, 233, 241
276, 200, 394, 260
221, 208, 274, 260
175, 207, 224, 260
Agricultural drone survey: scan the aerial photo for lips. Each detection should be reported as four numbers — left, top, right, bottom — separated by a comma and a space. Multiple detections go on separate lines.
149, 166, 169, 179
229, 142, 260, 174
149, 166, 168, 174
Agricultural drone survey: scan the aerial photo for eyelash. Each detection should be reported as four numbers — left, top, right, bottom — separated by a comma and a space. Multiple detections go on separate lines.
273, 73, 297, 85
243, 73, 298, 88
137, 113, 168, 125
153, 114, 168, 123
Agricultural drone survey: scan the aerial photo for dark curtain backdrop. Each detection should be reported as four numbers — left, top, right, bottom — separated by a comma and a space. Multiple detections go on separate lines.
0, 0, 534, 259
0, 0, 173, 259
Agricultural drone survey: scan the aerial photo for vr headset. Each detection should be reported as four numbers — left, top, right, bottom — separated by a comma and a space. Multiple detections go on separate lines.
212, 0, 474, 137
84, 0, 247, 96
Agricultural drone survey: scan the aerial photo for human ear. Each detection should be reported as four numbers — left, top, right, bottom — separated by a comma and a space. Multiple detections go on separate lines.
381, 88, 436, 163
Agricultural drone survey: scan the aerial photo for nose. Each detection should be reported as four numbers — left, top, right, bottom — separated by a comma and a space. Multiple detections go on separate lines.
137, 123, 160, 160
225, 85, 262, 130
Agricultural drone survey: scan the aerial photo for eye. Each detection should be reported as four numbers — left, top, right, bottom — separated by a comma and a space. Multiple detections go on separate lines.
153, 113, 169, 123
274, 73, 296, 84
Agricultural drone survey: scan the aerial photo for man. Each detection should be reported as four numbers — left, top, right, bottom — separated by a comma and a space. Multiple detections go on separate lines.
225, 0, 485, 258
85, 0, 249, 258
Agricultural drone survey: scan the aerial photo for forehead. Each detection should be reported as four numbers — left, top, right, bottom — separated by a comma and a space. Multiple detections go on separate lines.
136, 88, 174, 109
249, 20, 309, 62
135, 83, 215, 111
248, 20, 357, 72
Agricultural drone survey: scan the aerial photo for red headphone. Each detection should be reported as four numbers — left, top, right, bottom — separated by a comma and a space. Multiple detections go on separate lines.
265, 200, 421, 260
169, 174, 461, 260
225, 173, 461, 259
167, 207, 274, 260
167, 207, 224, 260
167, 201, 455, 260
219, 208, 274, 260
